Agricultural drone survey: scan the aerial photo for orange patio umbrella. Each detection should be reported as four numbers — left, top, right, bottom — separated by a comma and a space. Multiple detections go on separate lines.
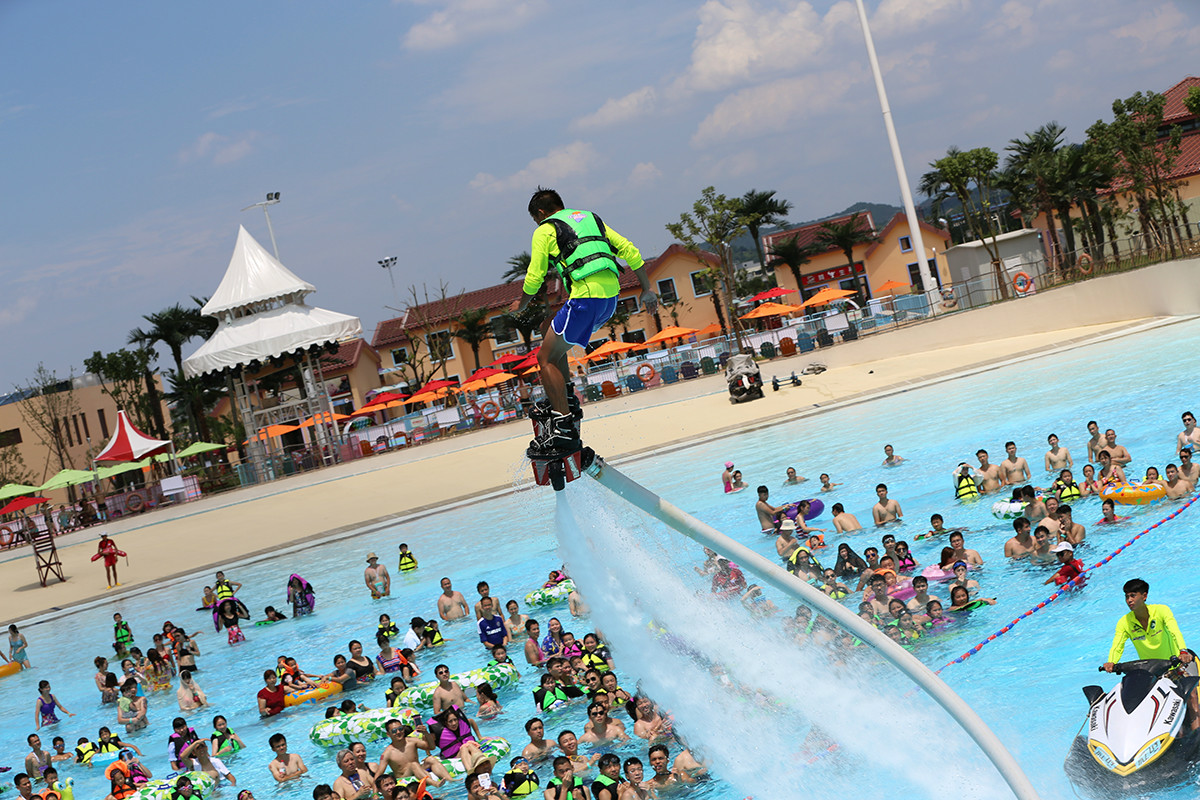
800, 287, 857, 308
693, 322, 723, 337
645, 325, 697, 345
585, 340, 637, 361
246, 423, 299, 442
876, 279, 910, 293
458, 372, 518, 392
408, 388, 452, 405
739, 301, 803, 320
298, 411, 350, 428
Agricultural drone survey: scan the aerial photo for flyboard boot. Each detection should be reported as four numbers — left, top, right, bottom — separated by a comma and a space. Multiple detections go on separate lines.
527, 390, 593, 491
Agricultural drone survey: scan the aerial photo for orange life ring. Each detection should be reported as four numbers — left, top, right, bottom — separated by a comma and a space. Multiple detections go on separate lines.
1077, 253, 1093, 274
0, 526, 11, 547
636, 363, 657, 383
480, 401, 500, 421
125, 492, 144, 512
1012, 272, 1033, 294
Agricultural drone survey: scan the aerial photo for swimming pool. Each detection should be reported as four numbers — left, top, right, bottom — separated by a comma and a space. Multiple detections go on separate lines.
5, 316, 1200, 799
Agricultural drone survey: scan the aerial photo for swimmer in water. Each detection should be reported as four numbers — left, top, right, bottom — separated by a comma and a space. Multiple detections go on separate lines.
1163, 463, 1195, 500
721, 461, 735, 493
729, 470, 747, 491
871, 484, 902, 526
1080, 463, 1102, 496
818, 473, 841, 492
1001, 441, 1031, 485
1044, 433, 1072, 471
882, 444, 904, 467
783, 466, 808, 485
974, 449, 1004, 494
1097, 450, 1126, 487
1097, 499, 1129, 525
830, 503, 862, 534
364, 553, 390, 600
755, 485, 794, 533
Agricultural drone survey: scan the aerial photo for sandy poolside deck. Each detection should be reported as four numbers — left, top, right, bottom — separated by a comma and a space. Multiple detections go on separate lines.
0, 315, 1171, 623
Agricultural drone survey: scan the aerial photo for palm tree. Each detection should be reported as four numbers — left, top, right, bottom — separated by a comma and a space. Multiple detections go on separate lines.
737, 189, 792, 277
453, 307, 494, 372
1005, 123, 1066, 274
502, 251, 531, 283
696, 269, 728, 334
814, 214, 878, 298
767, 236, 819, 294
139, 300, 214, 437
126, 327, 169, 439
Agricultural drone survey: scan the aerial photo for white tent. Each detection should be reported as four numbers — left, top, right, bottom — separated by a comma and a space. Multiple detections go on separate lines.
201, 226, 315, 317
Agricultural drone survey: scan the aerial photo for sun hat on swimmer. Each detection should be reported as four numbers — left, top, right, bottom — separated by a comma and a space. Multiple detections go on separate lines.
366, 552, 378, 562
1051, 542, 1074, 553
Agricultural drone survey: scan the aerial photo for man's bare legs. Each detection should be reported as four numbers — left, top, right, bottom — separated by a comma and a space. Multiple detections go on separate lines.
537, 327, 574, 415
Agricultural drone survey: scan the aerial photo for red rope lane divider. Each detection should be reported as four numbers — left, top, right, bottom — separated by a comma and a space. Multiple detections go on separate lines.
936, 490, 1200, 673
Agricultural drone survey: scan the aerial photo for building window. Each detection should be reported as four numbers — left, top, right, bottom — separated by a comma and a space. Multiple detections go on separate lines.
906, 259, 943, 290
73, 415, 83, 445
98, 409, 109, 439
0, 428, 21, 447
81, 413, 90, 440
615, 296, 639, 316
426, 331, 453, 363
690, 271, 711, 297
899, 235, 913, 252
490, 315, 517, 345
63, 416, 73, 447
657, 278, 678, 304
390, 347, 408, 366
622, 329, 646, 344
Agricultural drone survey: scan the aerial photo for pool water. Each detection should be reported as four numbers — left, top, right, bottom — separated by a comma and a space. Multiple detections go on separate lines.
5, 316, 1200, 799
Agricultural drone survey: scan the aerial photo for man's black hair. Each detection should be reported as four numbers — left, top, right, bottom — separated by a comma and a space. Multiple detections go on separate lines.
756, 485, 768, 494
1124, 578, 1150, 595
528, 187, 564, 219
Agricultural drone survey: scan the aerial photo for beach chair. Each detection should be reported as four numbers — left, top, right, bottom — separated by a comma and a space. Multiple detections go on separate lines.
796, 332, 815, 353
601, 381, 620, 398
661, 365, 679, 384
585, 384, 602, 402
718, 352, 730, 369
841, 325, 858, 342
759, 341, 776, 359
779, 337, 796, 356
700, 356, 718, 375
624, 375, 645, 393
816, 329, 834, 348
680, 362, 699, 380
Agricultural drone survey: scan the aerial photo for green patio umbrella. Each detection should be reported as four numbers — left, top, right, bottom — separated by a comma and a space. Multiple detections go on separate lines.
176, 442, 226, 458
0, 483, 39, 501
37, 469, 99, 492
96, 461, 149, 481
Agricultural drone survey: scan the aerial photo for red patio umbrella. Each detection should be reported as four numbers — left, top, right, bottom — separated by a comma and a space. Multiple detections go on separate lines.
415, 379, 459, 394
488, 353, 528, 366
369, 391, 408, 404
749, 287, 797, 302
0, 496, 49, 515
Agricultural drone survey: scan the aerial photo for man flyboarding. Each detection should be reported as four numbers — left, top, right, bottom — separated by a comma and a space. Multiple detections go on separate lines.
511, 187, 657, 460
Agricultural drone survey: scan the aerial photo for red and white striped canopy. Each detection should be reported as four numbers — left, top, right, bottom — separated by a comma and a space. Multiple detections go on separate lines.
95, 410, 172, 463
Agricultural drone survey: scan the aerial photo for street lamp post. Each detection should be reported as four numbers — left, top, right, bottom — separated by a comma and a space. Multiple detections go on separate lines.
241, 192, 282, 260
378, 256, 399, 307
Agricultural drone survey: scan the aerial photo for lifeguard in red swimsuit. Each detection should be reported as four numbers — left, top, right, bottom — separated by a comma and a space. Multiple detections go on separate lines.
91, 532, 126, 589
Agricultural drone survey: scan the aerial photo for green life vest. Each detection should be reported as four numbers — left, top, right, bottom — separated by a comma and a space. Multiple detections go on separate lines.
591, 774, 619, 799
955, 473, 980, 499
540, 209, 620, 288
503, 769, 540, 797
215, 581, 235, 601
74, 741, 97, 764
580, 652, 609, 673
423, 623, 444, 646
546, 775, 586, 792
1055, 480, 1081, 501
114, 622, 133, 645
211, 729, 241, 753
398, 552, 418, 572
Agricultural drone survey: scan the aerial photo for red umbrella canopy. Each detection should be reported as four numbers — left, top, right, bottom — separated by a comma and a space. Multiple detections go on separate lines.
488, 353, 528, 366
749, 287, 797, 302
0, 496, 49, 515
467, 367, 506, 382
415, 379, 459, 394
370, 391, 408, 404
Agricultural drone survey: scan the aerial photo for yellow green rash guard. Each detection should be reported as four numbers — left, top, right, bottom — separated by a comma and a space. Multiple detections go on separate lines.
1108, 604, 1188, 663
523, 210, 645, 300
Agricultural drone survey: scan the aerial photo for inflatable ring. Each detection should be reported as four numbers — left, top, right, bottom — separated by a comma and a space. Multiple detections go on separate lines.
309, 706, 421, 748
1012, 272, 1033, 294
991, 500, 1027, 520
133, 772, 215, 800
1077, 253, 1093, 274
480, 401, 500, 421
126, 492, 145, 512
524, 578, 575, 608
0, 661, 21, 678
90, 751, 119, 767
396, 662, 520, 712
636, 363, 657, 383
0, 525, 12, 547
1101, 482, 1166, 506
436, 737, 510, 780
284, 680, 343, 708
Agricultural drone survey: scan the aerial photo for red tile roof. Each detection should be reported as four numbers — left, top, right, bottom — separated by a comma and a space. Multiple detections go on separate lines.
863, 213, 951, 258
319, 338, 379, 371
1162, 76, 1200, 124
760, 212, 877, 256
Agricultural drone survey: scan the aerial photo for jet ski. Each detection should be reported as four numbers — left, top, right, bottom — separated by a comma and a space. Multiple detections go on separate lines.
1064, 658, 1200, 794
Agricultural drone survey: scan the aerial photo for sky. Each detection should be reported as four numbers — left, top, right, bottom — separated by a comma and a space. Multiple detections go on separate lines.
1, 0, 1196, 383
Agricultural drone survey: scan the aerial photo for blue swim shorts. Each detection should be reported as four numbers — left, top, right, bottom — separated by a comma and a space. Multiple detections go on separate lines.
551, 297, 618, 348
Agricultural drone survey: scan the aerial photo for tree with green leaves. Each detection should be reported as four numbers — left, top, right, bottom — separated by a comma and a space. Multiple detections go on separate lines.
694, 268, 728, 334
737, 189, 792, 278
604, 304, 632, 342
84, 348, 157, 435
665, 187, 747, 347
1004, 123, 1066, 272
502, 251, 531, 283
920, 147, 1008, 298
1088, 91, 1183, 256
814, 213, 878, 297
0, 444, 33, 489
139, 299, 217, 437
453, 307, 494, 373
767, 236, 819, 295
125, 328, 169, 439
14, 363, 81, 482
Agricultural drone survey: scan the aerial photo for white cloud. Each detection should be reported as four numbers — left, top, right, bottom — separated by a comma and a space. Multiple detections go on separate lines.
692, 70, 861, 146
573, 87, 657, 130
872, 0, 969, 36
1111, 4, 1200, 51
470, 141, 599, 193
0, 296, 36, 327
402, 0, 547, 51
627, 162, 662, 188
178, 131, 259, 165
985, 0, 1036, 39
